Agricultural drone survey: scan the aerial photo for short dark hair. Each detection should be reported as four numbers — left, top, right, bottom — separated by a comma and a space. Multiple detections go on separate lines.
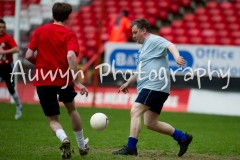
0, 19, 6, 24
131, 18, 152, 33
52, 2, 72, 22
122, 10, 129, 17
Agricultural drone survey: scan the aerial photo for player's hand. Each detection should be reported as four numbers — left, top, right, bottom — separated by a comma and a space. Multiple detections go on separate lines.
75, 83, 89, 97
176, 56, 186, 67
0, 48, 4, 55
118, 83, 129, 94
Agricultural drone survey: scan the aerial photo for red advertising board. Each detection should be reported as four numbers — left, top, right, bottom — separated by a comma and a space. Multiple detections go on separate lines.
0, 82, 189, 112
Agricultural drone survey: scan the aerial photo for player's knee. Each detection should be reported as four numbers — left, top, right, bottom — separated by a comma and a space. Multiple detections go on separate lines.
130, 107, 141, 118
144, 120, 157, 130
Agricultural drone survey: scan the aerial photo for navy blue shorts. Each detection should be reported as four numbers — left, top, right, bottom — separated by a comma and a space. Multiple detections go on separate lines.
135, 88, 169, 115
36, 84, 77, 116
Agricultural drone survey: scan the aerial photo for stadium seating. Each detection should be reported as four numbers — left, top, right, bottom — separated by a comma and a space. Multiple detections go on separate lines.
159, 1, 240, 45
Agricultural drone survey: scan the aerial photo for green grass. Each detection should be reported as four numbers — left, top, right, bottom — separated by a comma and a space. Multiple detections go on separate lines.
0, 102, 240, 160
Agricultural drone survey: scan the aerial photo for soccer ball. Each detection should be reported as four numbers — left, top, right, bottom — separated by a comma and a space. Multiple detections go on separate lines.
90, 113, 109, 131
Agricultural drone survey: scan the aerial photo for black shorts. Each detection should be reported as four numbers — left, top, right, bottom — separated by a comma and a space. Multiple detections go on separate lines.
0, 63, 15, 95
135, 88, 169, 115
36, 84, 77, 116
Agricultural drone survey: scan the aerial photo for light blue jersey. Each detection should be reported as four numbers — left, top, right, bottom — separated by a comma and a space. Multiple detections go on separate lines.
136, 34, 172, 94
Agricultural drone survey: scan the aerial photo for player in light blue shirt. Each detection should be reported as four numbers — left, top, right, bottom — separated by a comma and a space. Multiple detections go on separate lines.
112, 18, 193, 157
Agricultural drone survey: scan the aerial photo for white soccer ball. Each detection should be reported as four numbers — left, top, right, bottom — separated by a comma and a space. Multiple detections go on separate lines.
90, 113, 109, 131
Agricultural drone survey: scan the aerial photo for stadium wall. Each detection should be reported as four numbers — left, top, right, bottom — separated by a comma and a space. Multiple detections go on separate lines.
0, 82, 240, 116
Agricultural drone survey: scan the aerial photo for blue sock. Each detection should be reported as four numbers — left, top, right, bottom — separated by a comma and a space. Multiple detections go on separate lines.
127, 137, 138, 150
172, 129, 186, 141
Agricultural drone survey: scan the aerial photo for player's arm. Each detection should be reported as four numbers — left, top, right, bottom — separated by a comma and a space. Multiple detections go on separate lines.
25, 49, 36, 65
118, 74, 137, 93
168, 44, 186, 67
126, 73, 137, 86
0, 46, 19, 55
67, 50, 88, 97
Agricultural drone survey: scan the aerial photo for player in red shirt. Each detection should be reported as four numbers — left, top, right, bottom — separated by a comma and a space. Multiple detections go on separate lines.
25, 2, 89, 159
0, 19, 23, 120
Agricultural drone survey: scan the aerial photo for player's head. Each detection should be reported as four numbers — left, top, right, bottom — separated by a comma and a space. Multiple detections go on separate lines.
131, 18, 151, 44
122, 10, 129, 17
52, 2, 72, 22
0, 19, 6, 36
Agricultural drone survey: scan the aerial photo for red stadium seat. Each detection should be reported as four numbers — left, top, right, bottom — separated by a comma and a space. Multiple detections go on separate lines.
234, 38, 240, 45
145, 0, 156, 8
210, 15, 225, 23
208, 8, 221, 16
199, 22, 213, 29
195, 8, 208, 16
206, 1, 220, 9
106, 0, 118, 8
158, 10, 169, 20
231, 31, 240, 38
171, 20, 185, 29
29, 0, 40, 4
148, 17, 157, 26
228, 23, 240, 31
82, 19, 96, 26
86, 39, 98, 48
162, 35, 176, 43
202, 29, 216, 37
222, 9, 236, 16
188, 29, 201, 37
189, 37, 204, 44
83, 26, 96, 33
85, 49, 96, 59
183, 14, 196, 22
146, 7, 158, 16
220, 2, 234, 10
196, 15, 210, 23
204, 37, 219, 45
235, 3, 240, 10
175, 36, 190, 44
131, 1, 144, 8
213, 23, 227, 31
159, 27, 173, 36
170, 4, 180, 14
216, 30, 231, 38
173, 28, 187, 36
225, 16, 239, 24
157, 1, 170, 10
85, 32, 98, 40
106, 7, 119, 15
219, 38, 234, 45
181, 0, 191, 7
185, 21, 198, 29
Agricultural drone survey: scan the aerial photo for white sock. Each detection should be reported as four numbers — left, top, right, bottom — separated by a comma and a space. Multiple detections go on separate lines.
56, 129, 67, 142
74, 130, 85, 148
12, 92, 22, 107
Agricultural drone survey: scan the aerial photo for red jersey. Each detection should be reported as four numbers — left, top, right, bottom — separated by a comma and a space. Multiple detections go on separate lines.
0, 33, 18, 65
28, 24, 79, 86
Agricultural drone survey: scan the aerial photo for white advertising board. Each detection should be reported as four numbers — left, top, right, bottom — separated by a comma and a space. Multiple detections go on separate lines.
105, 42, 240, 77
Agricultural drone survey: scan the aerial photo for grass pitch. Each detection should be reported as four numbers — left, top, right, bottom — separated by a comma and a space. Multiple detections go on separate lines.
0, 102, 240, 160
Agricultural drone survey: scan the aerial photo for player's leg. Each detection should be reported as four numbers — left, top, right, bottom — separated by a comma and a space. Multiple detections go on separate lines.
112, 89, 152, 156
2, 64, 22, 119
143, 91, 193, 157
59, 85, 89, 156
37, 86, 71, 159
144, 110, 174, 134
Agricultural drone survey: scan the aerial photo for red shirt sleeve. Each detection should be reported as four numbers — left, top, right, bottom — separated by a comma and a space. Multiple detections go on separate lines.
7, 35, 17, 48
27, 28, 39, 51
67, 32, 79, 56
